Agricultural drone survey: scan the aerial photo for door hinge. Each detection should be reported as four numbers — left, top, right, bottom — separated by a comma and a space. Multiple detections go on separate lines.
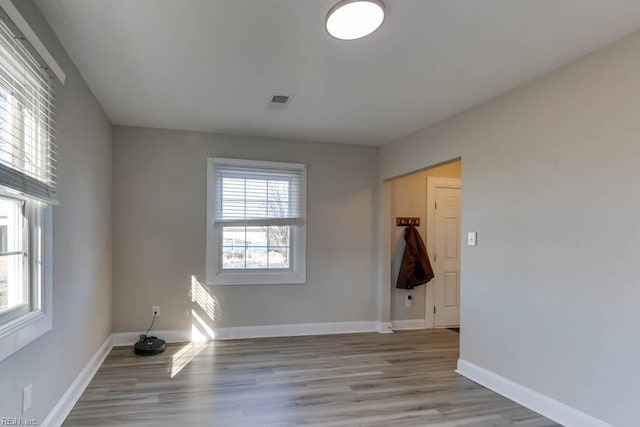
434, 253, 437, 262
435, 201, 437, 210
433, 306, 436, 314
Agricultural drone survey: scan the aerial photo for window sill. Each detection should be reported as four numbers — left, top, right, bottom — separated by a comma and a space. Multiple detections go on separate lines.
209, 271, 306, 286
0, 309, 52, 362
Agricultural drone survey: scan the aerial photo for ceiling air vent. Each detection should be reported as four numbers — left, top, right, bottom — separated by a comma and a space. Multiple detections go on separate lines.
268, 93, 294, 110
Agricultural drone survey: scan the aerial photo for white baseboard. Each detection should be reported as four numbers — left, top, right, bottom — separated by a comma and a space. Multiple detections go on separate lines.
214, 321, 379, 340
391, 319, 427, 330
377, 321, 394, 334
42, 335, 113, 427
456, 359, 612, 427
113, 321, 390, 346
112, 329, 192, 346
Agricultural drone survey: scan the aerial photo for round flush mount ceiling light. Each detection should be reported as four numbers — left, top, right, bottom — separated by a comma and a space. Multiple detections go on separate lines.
326, 0, 385, 41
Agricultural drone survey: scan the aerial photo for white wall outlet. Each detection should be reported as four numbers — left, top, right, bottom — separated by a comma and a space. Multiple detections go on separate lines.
152, 305, 160, 317
467, 231, 477, 246
22, 384, 32, 414
405, 294, 414, 308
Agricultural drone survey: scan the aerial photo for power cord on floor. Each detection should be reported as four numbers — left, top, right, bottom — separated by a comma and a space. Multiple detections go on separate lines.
139, 312, 157, 341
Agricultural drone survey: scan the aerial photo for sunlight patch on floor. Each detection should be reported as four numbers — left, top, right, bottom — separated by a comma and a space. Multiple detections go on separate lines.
170, 335, 207, 378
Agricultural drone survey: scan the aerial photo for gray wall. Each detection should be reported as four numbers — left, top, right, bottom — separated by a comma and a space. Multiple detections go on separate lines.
112, 126, 378, 332
0, 0, 112, 423
380, 31, 640, 427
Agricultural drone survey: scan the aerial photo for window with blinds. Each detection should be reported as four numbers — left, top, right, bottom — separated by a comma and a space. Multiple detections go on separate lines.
209, 158, 307, 279
0, 9, 57, 203
213, 159, 305, 226
0, 2, 62, 362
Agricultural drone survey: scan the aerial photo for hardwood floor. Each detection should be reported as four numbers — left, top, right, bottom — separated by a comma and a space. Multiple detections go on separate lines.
63, 330, 558, 426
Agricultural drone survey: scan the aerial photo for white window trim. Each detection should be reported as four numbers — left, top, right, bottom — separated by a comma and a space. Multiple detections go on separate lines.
206, 158, 307, 285
0, 204, 51, 362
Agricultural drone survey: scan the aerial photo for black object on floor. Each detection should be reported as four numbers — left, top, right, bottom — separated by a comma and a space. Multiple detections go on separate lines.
135, 312, 165, 355
134, 335, 166, 356
447, 327, 460, 333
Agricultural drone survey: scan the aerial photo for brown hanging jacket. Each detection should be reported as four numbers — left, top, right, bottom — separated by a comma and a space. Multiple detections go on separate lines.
396, 226, 434, 289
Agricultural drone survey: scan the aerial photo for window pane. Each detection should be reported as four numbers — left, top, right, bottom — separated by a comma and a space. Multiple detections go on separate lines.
222, 246, 245, 269
222, 227, 246, 269
222, 227, 246, 245
246, 227, 268, 246
268, 225, 290, 269
267, 180, 290, 217
216, 164, 302, 221
0, 86, 13, 168
221, 200, 246, 219
0, 197, 25, 312
268, 226, 290, 247
245, 202, 266, 218
245, 179, 267, 202
268, 247, 289, 269
245, 227, 268, 269
221, 178, 245, 219
221, 225, 291, 271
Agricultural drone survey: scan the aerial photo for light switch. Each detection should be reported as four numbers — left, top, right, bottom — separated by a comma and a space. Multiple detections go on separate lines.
467, 231, 477, 246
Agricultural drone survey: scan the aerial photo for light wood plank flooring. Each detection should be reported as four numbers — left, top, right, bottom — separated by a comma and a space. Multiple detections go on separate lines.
63, 330, 558, 426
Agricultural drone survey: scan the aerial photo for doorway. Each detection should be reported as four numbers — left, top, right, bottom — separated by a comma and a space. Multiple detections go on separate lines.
426, 177, 461, 327
386, 160, 461, 330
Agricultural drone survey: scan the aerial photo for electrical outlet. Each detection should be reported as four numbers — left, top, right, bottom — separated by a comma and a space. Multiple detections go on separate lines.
152, 306, 160, 317
405, 294, 414, 308
22, 384, 32, 414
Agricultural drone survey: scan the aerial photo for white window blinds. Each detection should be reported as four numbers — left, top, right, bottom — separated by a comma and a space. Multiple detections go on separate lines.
0, 8, 57, 203
213, 158, 305, 227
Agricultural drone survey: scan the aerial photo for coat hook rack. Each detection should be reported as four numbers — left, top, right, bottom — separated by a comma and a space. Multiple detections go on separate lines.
396, 217, 420, 226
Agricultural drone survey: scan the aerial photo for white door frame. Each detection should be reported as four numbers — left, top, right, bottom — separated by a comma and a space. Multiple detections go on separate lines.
425, 177, 461, 328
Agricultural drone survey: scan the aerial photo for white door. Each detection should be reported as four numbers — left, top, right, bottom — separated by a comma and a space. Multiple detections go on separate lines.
433, 187, 461, 327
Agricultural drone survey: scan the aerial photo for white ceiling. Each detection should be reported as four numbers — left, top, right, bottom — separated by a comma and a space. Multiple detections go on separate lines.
35, 0, 640, 146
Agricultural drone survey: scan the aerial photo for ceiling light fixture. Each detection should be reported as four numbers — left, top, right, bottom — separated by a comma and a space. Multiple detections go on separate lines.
326, 0, 385, 41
